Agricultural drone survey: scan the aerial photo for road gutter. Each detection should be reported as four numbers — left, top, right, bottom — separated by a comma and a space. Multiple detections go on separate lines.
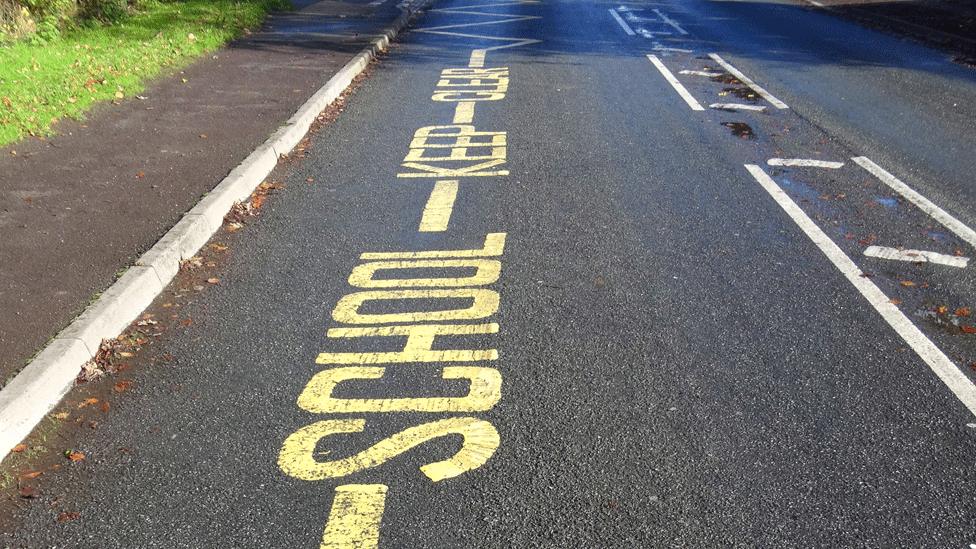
0, 0, 433, 458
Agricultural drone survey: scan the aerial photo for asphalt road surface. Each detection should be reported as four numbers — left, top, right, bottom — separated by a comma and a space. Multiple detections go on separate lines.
4, 0, 976, 546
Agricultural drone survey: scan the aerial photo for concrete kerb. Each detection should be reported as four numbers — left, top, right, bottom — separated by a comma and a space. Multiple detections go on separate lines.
0, 0, 433, 458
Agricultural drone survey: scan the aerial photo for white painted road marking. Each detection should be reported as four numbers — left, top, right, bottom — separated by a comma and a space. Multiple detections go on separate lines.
768, 158, 845, 169
680, 70, 722, 77
647, 55, 704, 111
853, 156, 976, 250
746, 164, 976, 418
708, 54, 789, 109
652, 8, 689, 35
609, 8, 636, 35
863, 246, 969, 268
652, 44, 693, 53
710, 102, 767, 112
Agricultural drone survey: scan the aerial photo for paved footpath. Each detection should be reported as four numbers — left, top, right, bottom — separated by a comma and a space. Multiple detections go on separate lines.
0, 0, 411, 387
3, 0, 976, 546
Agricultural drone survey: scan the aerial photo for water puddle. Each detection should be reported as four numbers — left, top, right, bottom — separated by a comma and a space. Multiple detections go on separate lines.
721, 122, 755, 139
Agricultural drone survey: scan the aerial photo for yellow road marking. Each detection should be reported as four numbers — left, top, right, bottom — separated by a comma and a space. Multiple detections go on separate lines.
299, 366, 502, 413
349, 258, 500, 288
321, 484, 388, 549
317, 323, 499, 365
279, 417, 500, 482
469, 50, 486, 68
453, 102, 475, 124
419, 181, 460, 232
360, 232, 506, 260
332, 288, 499, 324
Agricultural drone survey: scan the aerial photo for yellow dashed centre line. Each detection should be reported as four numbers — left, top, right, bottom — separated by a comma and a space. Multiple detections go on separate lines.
420, 180, 460, 231
320, 484, 388, 549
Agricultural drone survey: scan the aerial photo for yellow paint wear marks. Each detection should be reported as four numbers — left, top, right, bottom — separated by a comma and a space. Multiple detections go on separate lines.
332, 288, 499, 325
452, 102, 476, 123
360, 232, 506, 260
320, 484, 388, 549
348, 258, 500, 288
298, 366, 502, 413
419, 180, 460, 232
278, 417, 500, 482
316, 323, 499, 365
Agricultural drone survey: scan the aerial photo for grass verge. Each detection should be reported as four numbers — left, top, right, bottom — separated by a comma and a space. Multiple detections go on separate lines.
0, 0, 290, 147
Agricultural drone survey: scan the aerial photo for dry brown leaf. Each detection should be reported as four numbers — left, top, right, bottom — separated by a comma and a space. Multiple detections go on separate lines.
900, 280, 916, 287
962, 325, 976, 334
18, 486, 37, 499
53, 412, 69, 420
77, 398, 99, 409
936, 305, 948, 314
21, 471, 42, 480
100, 402, 110, 413
956, 307, 971, 317
66, 451, 85, 462
113, 380, 133, 393
207, 278, 220, 285
57, 512, 80, 523
889, 298, 902, 305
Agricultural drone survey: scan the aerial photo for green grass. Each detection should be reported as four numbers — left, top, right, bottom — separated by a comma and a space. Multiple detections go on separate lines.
0, 0, 290, 146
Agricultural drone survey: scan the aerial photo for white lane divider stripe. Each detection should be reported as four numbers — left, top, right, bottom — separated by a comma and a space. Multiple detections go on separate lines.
768, 158, 845, 169
853, 156, 976, 250
710, 103, 767, 112
647, 55, 704, 111
746, 164, 976, 418
652, 8, 689, 35
609, 8, 636, 35
708, 54, 789, 109
864, 246, 969, 268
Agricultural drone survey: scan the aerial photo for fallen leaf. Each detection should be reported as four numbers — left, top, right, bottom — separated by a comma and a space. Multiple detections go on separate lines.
210, 243, 228, 252
207, 278, 220, 285
66, 450, 85, 462
77, 398, 99, 409
53, 412, 69, 420
18, 486, 37, 499
889, 298, 902, 305
900, 280, 916, 287
956, 307, 971, 317
114, 91, 124, 100
199, 134, 207, 139
57, 512, 80, 523
962, 325, 976, 334
113, 380, 133, 393
21, 471, 42, 480
100, 402, 110, 413
181, 318, 193, 327
12, 443, 27, 453
250, 194, 266, 210
136, 171, 145, 179
936, 305, 948, 314
118, 351, 134, 358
